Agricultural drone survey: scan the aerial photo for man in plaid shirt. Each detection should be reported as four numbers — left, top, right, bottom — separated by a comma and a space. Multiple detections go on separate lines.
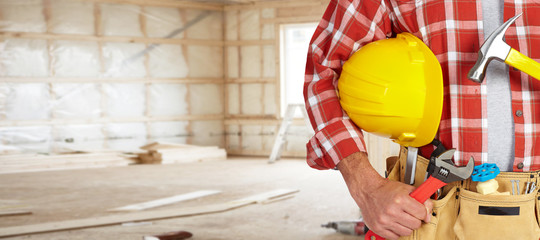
304, 0, 540, 238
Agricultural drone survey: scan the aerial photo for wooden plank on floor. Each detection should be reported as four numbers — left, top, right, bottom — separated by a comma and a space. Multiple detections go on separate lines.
0, 210, 32, 217
108, 190, 222, 212
0, 152, 134, 174
0, 189, 298, 238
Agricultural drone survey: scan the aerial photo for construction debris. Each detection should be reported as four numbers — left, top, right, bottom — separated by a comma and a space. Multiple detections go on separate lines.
137, 142, 226, 164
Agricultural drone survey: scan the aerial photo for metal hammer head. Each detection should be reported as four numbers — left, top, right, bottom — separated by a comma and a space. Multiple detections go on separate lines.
431, 149, 474, 183
468, 13, 522, 83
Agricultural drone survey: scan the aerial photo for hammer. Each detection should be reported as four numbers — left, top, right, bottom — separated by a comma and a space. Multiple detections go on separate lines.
468, 13, 540, 82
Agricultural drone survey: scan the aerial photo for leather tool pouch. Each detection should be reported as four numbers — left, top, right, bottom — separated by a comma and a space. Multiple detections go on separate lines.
386, 147, 540, 240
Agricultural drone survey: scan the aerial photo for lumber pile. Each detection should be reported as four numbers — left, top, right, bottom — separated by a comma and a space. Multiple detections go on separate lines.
137, 142, 226, 164
0, 152, 134, 174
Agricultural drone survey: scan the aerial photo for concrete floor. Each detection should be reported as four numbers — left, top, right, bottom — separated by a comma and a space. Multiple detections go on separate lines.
0, 157, 363, 240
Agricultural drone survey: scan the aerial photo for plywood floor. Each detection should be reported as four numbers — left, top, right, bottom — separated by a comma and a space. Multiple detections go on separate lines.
0, 157, 363, 240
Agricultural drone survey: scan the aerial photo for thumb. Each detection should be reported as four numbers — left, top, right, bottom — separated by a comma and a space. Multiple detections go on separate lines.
423, 199, 433, 223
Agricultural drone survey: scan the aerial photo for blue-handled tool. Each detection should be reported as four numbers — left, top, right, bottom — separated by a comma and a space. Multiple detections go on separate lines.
471, 163, 500, 182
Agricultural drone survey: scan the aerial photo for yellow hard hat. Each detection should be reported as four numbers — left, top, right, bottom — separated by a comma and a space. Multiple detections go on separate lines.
338, 33, 443, 147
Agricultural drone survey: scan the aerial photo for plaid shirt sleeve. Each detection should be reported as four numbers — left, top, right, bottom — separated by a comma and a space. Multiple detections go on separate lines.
303, 0, 394, 170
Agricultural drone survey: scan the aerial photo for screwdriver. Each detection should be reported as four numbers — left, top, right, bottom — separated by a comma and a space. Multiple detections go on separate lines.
321, 219, 368, 236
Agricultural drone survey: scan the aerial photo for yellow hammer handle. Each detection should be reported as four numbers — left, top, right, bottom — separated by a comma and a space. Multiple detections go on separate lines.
505, 48, 540, 81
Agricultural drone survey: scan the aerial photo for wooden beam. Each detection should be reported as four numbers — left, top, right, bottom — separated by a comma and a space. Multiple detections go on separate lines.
225, 39, 274, 46
224, 118, 307, 125
261, 16, 322, 24
0, 210, 32, 217
0, 189, 299, 238
0, 77, 224, 84
108, 190, 221, 212
78, 0, 224, 11
224, 0, 326, 10
227, 78, 275, 83
0, 32, 223, 46
0, 115, 224, 127
227, 149, 305, 158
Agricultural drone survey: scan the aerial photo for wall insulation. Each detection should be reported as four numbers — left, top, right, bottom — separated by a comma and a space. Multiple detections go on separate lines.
0, 0, 394, 163
223, 1, 329, 157
223, 0, 399, 167
0, 0, 224, 154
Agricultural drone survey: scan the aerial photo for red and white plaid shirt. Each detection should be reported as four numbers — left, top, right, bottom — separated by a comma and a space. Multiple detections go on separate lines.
304, 0, 540, 171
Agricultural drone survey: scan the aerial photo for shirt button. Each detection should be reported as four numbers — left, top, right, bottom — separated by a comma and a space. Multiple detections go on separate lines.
517, 162, 524, 169
516, 110, 523, 117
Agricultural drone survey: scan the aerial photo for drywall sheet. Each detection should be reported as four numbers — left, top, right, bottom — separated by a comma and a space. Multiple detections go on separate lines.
263, 83, 276, 115
239, 10, 260, 40
187, 46, 223, 78
105, 123, 146, 151
191, 120, 224, 147
52, 40, 100, 77
3, 83, 49, 120
241, 46, 261, 78
227, 46, 239, 78
149, 121, 189, 144
0, 126, 51, 154
225, 10, 238, 41
226, 125, 240, 150
149, 83, 188, 117
241, 83, 262, 115
103, 83, 145, 118
227, 84, 239, 115
189, 84, 223, 115
0, 39, 49, 77
263, 45, 275, 78
186, 10, 222, 40
0, 0, 46, 33
100, 3, 143, 37
52, 83, 101, 119
241, 125, 262, 151
49, 0, 94, 35
102, 42, 147, 77
144, 6, 184, 39
53, 124, 105, 152
148, 44, 189, 78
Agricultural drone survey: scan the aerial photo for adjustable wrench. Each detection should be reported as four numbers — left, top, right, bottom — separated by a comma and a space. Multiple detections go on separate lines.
365, 149, 475, 240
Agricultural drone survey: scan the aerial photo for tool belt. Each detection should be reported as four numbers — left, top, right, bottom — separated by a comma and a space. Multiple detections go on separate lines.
387, 147, 540, 240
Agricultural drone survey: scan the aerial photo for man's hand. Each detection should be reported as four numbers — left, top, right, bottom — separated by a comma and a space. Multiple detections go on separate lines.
337, 152, 433, 240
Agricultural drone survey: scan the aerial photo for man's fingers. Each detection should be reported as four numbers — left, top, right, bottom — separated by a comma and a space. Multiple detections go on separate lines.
401, 195, 429, 221
394, 210, 423, 230
423, 199, 434, 222
393, 222, 415, 237
371, 226, 400, 240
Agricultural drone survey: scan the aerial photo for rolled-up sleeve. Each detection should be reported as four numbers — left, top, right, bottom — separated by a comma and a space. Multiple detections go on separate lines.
303, 0, 393, 169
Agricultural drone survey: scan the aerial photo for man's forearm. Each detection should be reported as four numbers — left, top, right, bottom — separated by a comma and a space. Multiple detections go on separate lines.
336, 152, 385, 202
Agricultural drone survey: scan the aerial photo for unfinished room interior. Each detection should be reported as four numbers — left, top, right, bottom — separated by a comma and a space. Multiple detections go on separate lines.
0, 0, 399, 239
